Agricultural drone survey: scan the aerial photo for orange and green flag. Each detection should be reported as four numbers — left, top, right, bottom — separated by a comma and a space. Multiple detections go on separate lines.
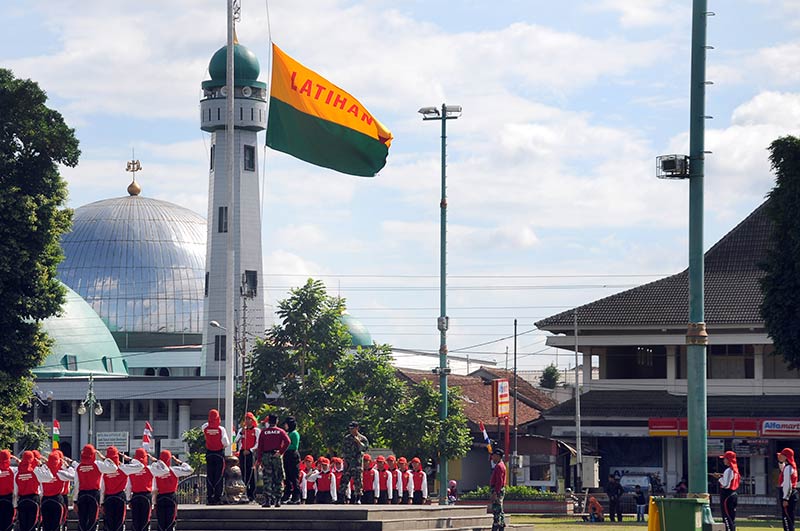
266, 43, 393, 177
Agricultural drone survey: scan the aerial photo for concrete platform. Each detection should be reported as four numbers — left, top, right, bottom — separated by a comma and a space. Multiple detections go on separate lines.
63, 503, 534, 531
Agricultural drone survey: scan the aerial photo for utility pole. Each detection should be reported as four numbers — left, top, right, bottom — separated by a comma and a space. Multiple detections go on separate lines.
574, 310, 582, 490
513, 319, 518, 486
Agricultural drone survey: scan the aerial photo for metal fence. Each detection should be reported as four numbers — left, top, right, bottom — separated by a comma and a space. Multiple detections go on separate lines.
176, 474, 206, 505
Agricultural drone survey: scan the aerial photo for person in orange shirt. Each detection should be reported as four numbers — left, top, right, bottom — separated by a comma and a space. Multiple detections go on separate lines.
587, 496, 605, 522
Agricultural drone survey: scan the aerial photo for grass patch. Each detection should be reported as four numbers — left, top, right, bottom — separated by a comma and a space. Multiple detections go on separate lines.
508, 515, 783, 530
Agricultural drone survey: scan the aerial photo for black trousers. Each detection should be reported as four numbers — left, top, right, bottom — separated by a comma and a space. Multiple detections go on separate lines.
362, 490, 375, 504
782, 490, 798, 531
17, 494, 40, 531
41, 494, 66, 531
609, 497, 622, 521
239, 450, 256, 501
401, 491, 409, 505
130, 492, 153, 531
156, 493, 177, 531
283, 451, 300, 501
412, 490, 424, 505
720, 490, 737, 531
391, 490, 399, 504
0, 494, 15, 531
377, 490, 389, 504
206, 450, 225, 503
103, 492, 127, 531
77, 489, 101, 531
315, 491, 333, 504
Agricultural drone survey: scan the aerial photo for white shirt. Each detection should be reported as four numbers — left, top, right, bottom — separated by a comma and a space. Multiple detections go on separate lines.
718, 468, 735, 489
781, 464, 795, 500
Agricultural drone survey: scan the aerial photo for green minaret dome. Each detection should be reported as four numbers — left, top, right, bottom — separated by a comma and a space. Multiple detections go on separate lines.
202, 42, 266, 90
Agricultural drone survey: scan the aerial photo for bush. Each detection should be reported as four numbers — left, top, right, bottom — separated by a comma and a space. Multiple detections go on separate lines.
461, 485, 564, 501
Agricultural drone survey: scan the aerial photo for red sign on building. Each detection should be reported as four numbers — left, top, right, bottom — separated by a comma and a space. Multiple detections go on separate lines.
492, 379, 510, 418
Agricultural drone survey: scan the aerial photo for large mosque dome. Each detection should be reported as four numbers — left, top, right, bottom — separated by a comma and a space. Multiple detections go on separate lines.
57, 188, 206, 340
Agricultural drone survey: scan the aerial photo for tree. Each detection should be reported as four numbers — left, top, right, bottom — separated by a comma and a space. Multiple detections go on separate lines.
0, 69, 78, 447
243, 279, 471, 465
761, 136, 800, 369
539, 363, 561, 389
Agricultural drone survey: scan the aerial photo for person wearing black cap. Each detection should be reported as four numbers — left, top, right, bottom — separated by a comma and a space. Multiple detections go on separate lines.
341, 421, 369, 504
605, 474, 624, 522
711, 450, 740, 531
489, 448, 506, 531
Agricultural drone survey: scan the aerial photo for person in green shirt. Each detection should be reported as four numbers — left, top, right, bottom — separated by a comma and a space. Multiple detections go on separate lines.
282, 416, 301, 504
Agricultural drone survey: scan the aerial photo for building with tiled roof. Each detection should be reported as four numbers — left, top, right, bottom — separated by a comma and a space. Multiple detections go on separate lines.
534, 200, 800, 498
397, 369, 562, 491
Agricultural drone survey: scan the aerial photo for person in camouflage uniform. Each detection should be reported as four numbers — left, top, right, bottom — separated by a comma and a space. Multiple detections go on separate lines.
489, 448, 506, 530
257, 414, 290, 507
340, 421, 369, 503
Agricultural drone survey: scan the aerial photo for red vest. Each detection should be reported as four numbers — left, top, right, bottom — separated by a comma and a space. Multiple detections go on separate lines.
316, 472, 334, 493
401, 470, 411, 493
241, 428, 257, 451
204, 426, 224, 451
411, 470, 425, 491
78, 462, 103, 491
103, 468, 129, 495
362, 468, 376, 492
728, 469, 741, 491
0, 470, 14, 496
155, 470, 178, 494
129, 466, 154, 493
15, 471, 39, 497
333, 469, 343, 489
42, 475, 67, 497
378, 469, 390, 491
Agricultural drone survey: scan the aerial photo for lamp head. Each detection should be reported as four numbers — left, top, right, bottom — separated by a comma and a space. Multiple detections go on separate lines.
209, 320, 225, 330
77, 403, 87, 415
418, 106, 439, 117
94, 403, 103, 416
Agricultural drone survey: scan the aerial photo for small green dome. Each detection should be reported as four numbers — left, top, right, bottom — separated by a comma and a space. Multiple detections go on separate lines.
203, 43, 266, 89
340, 314, 373, 348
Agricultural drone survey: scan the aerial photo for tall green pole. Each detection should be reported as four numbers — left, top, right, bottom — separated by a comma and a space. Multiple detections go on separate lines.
438, 102, 449, 504
687, 0, 709, 497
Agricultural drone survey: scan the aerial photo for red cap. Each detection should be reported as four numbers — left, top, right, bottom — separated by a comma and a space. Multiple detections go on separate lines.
331, 457, 343, 464
779, 448, 795, 459
720, 451, 736, 461
304, 454, 315, 462
397, 457, 407, 464
411, 457, 421, 464
376, 455, 386, 462
387, 455, 396, 462
318, 457, 330, 466
363, 453, 372, 462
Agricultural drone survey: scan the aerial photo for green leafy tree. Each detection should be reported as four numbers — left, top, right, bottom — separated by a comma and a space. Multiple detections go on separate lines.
182, 427, 206, 472
17, 422, 49, 453
0, 69, 78, 447
761, 136, 800, 369
243, 279, 470, 465
539, 363, 560, 389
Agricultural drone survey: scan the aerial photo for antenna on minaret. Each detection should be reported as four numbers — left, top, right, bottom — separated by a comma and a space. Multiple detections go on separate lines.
126, 149, 142, 196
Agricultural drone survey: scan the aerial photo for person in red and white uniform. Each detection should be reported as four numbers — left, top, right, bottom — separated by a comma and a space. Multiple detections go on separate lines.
15, 450, 56, 531
330, 457, 345, 504
409, 457, 427, 505
301, 455, 315, 505
386, 456, 401, 505
128, 448, 161, 531
397, 457, 411, 505
236, 412, 260, 502
361, 455, 378, 504
101, 446, 144, 531
306, 457, 337, 504
374, 456, 392, 505
73, 444, 119, 531
713, 450, 740, 531
151, 450, 193, 531
40, 450, 74, 531
202, 409, 229, 505
778, 448, 798, 531
0, 450, 15, 531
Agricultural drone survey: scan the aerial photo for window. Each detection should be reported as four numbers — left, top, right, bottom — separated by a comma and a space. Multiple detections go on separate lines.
244, 145, 255, 171
144, 368, 156, 376
204, 272, 209, 297
102, 356, 114, 373
63, 355, 78, 371
210, 145, 215, 170
117, 401, 131, 419
214, 335, 227, 361
158, 368, 170, 377
217, 206, 228, 233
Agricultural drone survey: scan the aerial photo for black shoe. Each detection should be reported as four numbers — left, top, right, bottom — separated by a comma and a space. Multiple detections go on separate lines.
262, 498, 272, 508
274, 498, 281, 508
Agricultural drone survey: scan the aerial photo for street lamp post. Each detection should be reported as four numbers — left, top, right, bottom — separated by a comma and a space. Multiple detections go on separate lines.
419, 103, 461, 504
77, 374, 103, 447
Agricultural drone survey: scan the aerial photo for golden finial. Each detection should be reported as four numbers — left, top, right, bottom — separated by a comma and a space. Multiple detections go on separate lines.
233, 29, 239, 45
126, 149, 142, 196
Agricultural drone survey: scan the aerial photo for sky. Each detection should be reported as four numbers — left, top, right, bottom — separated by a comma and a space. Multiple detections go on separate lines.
4, 0, 800, 372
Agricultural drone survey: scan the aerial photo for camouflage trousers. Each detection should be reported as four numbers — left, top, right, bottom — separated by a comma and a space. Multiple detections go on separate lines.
262, 453, 285, 499
340, 465, 363, 500
491, 488, 505, 530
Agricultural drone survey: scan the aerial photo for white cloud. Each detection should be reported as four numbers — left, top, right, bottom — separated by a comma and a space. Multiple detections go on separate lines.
582, 0, 688, 28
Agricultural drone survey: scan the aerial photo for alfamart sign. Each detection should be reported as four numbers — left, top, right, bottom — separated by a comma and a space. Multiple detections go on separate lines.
762, 420, 800, 437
